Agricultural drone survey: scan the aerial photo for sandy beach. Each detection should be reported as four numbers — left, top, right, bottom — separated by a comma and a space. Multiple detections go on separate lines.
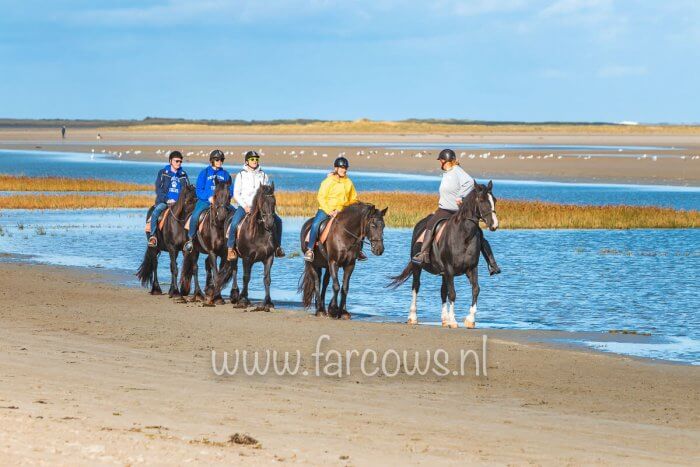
0, 262, 698, 464
1, 128, 700, 185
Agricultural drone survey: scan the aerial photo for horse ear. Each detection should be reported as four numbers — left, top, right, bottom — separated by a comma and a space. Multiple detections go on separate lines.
380, 207, 388, 216
474, 183, 482, 193
487, 180, 493, 191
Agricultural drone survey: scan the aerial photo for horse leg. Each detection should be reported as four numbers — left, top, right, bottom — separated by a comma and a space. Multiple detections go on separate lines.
203, 253, 219, 306
150, 253, 163, 295
214, 257, 226, 305
168, 250, 180, 298
440, 276, 449, 327
318, 268, 330, 316
338, 263, 355, 320
407, 265, 421, 325
229, 260, 240, 306
190, 253, 204, 302
464, 268, 480, 329
239, 260, 252, 307
327, 262, 341, 319
261, 256, 274, 311
203, 256, 213, 297
445, 273, 458, 329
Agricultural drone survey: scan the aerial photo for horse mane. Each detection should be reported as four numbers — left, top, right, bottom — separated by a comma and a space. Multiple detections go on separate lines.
456, 187, 480, 222
247, 184, 275, 237
342, 202, 375, 218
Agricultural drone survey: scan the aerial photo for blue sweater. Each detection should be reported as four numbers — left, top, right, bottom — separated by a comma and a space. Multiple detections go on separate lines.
155, 165, 190, 204
195, 166, 233, 202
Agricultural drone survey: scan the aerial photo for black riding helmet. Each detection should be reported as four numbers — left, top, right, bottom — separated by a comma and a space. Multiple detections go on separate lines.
245, 150, 260, 161
209, 149, 225, 163
334, 156, 349, 168
168, 150, 183, 161
437, 149, 456, 162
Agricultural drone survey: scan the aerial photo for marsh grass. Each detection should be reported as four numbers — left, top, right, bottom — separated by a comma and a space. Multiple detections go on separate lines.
0, 191, 697, 229
0, 175, 148, 192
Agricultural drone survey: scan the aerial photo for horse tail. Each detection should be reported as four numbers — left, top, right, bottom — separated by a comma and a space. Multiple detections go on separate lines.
387, 260, 414, 289
298, 262, 318, 308
135, 246, 158, 288
180, 252, 195, 296
216, 259, 235, 290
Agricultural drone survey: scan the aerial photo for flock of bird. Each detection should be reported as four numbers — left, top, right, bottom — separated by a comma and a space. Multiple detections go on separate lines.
86, 147, 700, 162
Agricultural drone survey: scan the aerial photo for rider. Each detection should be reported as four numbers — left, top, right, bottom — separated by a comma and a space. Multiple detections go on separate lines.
304, 156, 367, 262
226, 150, 285, 260
411, 149, 500, 274
183, 149, 233, 253
148, 150, 189, 248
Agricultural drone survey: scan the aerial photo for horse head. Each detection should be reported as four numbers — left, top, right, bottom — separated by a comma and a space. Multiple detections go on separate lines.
366, 205, 388, 256
251, 183, 277, 233
472, 180, 499, 231
213, 178, 232, 225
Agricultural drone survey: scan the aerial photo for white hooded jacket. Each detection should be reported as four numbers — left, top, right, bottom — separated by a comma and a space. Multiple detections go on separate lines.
234, 165, 270, 209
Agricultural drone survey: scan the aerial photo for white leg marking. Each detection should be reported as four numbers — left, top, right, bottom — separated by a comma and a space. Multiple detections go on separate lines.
465, 304, 477, 328
448, 300, 458, 328
441, 302, 449, 326
408, 289, 418, 324
488, 194, 499, 229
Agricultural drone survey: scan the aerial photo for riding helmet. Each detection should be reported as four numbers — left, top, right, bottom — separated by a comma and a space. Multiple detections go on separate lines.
437, 149, 456, 162
168, 150, 183, 161
334, 156, 350, 168
209, 149, 225, 163
245, 150, 259, 161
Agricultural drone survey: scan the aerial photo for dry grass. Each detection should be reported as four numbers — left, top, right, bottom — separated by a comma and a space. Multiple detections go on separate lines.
2, 191, 697, 229
0, 175, 148, 192
111, 120, 700, 135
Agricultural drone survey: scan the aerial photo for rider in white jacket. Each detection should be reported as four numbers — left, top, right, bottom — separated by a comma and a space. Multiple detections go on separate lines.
227, 151, 285, 260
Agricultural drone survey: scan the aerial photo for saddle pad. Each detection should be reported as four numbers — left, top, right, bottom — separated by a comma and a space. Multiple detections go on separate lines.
144, 208, 171, 234
304, 217, 335, 245
184, 210, 209, 233
224, 214, 247, 240
416, 221, 447, 245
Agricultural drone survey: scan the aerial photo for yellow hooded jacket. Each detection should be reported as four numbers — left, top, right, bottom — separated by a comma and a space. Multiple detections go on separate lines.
317, 174, 358, 214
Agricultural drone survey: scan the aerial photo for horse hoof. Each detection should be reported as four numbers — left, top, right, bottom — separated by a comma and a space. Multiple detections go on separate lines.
174, 297, 188, 304
441, 321, 449, 327
465, 320, 476, 329
339, 312, 351, 320
214, 298, 226, 305
449, 322, 459, 329
407, 318, 418, 325
150, 290, 163, 296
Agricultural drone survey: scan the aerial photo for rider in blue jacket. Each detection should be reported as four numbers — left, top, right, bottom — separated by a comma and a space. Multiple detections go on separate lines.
148, 150, 190, 247
184, 149, 233, 252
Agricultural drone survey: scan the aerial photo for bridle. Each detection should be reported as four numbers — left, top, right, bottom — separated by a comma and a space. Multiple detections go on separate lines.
340, 208, 382, 249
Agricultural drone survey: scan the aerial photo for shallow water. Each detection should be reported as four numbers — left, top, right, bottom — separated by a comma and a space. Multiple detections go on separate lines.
0, 209, 698, 365
1, 150, 699, 209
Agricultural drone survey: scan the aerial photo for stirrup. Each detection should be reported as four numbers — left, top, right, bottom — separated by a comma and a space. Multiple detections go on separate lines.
304, 250, 314, 262
275, 247, 286, 258
148, 236, 157, 248
227, 247, 238, 261
183, 240, 193, 253
357, 251, 368, 262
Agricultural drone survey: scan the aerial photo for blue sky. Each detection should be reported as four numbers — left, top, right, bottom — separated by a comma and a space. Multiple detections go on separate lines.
1, 1, 698, 122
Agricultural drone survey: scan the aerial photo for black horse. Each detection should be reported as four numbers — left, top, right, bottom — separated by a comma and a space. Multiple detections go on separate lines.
180, 179, 232, 306
299, 203, 388, 319
389, 181, 499, 329
136, 184, 197, 297
217, 184, 281, 311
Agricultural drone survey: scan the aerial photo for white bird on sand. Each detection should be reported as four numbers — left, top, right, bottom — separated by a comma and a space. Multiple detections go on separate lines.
651, 155, 658, 161
322, 153, 328, 158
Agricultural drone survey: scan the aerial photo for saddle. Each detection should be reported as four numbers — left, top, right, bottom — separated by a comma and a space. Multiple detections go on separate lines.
224, 213, 248, 241
416, 217, 448, 245
184, 209, 210, 234
144, 206, 171, 234
304, 217, 335, 246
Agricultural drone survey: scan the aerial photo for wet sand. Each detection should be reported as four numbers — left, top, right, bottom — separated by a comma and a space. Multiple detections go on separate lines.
1, 128, 700, 185
0, 262, 698, 464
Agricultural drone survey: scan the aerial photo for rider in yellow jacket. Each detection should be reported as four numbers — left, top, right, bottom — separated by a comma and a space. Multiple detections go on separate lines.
304, 156, 366, 262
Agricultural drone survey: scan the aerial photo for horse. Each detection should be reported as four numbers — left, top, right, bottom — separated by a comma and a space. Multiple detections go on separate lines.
136, 183, 197, 297
179, 178, 232, 306
299, 202, 388, 319
216, 184, 281, 311
388, 181, 499, 329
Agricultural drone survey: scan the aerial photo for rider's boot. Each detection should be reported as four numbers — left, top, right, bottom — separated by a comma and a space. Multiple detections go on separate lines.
275, 246, 286, 258
183, 239, 194, 253
304, 249, 314, 262
411, 229, 433, 265
357, 250, 368, 261
480, 237, 501, 275
148, 236, 157, 248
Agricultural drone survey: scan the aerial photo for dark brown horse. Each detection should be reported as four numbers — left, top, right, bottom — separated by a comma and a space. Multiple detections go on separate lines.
136, 183, 197, 297
217, 184, 281, 311
180, 179, 232, 306
299, 202, 388, 319
389, 181, 499, 329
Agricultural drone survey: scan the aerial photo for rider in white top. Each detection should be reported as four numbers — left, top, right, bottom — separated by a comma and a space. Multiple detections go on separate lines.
227, 151, 285, 260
